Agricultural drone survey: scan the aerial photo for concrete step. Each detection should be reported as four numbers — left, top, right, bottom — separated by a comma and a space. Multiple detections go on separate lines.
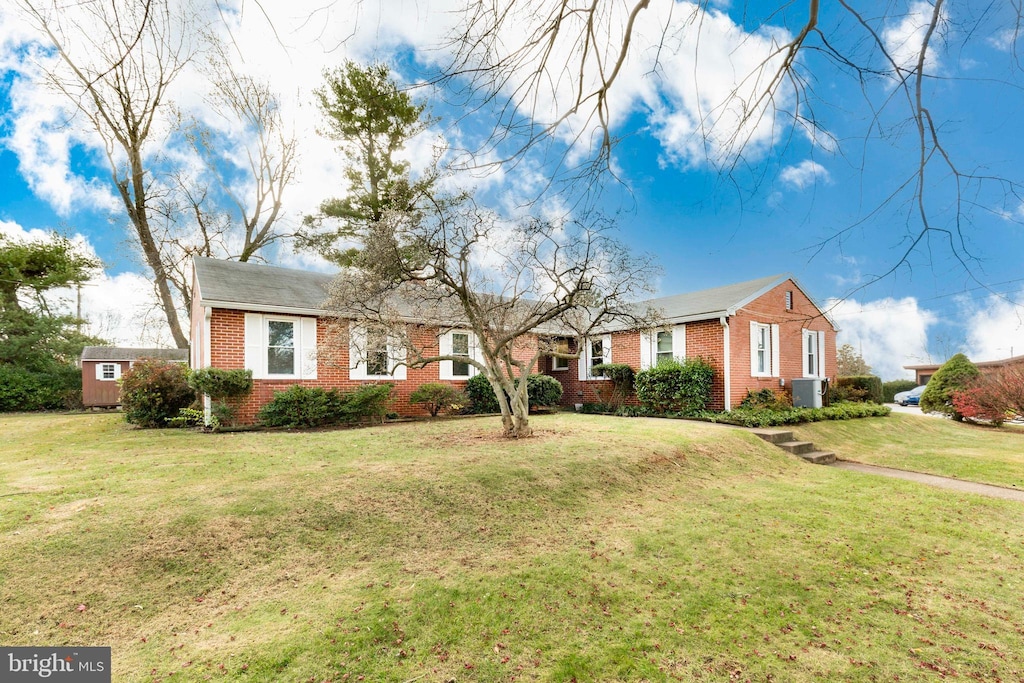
778, 440, 815, 455
800, 451, 837, 465
751, 429, 795, 444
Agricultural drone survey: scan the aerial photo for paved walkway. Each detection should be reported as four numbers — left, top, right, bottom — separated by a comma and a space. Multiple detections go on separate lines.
831, 461, 1024, 502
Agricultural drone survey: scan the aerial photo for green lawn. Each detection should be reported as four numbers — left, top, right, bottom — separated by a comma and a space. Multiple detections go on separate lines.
794, 412, 1024, 489
1, 412, 1023, 682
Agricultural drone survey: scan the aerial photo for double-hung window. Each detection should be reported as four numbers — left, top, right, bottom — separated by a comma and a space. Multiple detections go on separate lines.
350, 324, 406, 380
656, 331, 673, 365
580, 334, 612, 379
267, 320, 296, 376
366, 328, 390, 377
802, 329, 826, 378
640, 325, 685, 370
439, 329, 478, 380
244, 313, 317, 380
750, 322, 780, 377
550, 338, 570, 371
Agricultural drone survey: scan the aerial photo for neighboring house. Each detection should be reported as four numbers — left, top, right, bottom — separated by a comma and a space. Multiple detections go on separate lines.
80, 346, 189, 408
190, 258, 837, 423
905, 354, 1024, 385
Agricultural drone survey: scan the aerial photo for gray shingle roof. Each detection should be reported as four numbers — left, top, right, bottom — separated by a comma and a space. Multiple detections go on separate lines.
193, 257, 336, 313
640, 273, 788, 322
81, 346, 189, 362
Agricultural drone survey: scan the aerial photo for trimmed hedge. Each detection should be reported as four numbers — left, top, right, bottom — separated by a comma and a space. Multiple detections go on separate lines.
466, 374, 500, 414
883, 379, 918, 403
634, 358, 714, 415
256, 383, 394, 428
187, 368, 253, 399
833, 375, 883, 404
121, 359, 196, 428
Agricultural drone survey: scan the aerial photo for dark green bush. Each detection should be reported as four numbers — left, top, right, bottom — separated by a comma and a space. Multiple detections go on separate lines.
590, 363, 634, 409
525, 373, 563, 408
256, 383, 394, 428
0, 364, 81, 412
883, 379, 919, 403
466, 374, 500, 413
833, 375, 883, 403
634, 357, 714, 415
187, 368, 253, 398
121, 359, 195, 428
920, 353, 980, 419
342, 383, 394, 423
410, 383, 468, 416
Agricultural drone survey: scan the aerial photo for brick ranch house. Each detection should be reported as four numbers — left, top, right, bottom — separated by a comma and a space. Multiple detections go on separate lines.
190, 257, 837, 423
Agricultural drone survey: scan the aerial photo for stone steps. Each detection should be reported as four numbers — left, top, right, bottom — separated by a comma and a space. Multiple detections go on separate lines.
751, 429, 836, 465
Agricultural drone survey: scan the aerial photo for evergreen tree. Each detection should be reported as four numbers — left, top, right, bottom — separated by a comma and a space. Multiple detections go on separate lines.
919, 353, 981, 420
297, 61, 438, 265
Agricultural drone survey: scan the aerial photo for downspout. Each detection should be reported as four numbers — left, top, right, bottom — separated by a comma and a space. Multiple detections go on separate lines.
203, 306, 213, 426
720, 316, 731, 410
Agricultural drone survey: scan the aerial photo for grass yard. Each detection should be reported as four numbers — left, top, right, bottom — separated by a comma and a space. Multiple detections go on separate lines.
1, 411, 1023, 682
794, 412, 1024, 490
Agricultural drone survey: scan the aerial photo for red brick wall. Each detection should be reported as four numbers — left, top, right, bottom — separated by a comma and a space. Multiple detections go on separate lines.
728, 280, 836, 408
207, 309, 540, 424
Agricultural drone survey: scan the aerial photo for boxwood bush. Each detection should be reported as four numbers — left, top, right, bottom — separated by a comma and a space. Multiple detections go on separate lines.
257, 383, 394, 428
465, 373, 564, 413
634, 358, 714, 415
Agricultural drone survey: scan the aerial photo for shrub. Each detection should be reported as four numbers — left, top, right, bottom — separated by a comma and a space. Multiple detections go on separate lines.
167, 407, 207, 429
700, 401, 890, 427
187, 368, 253, 427
590, 363, 634, 409
919, 353, 980, 419
952, 365, 1024, 426
634, 357, 714, 415
466, 374, 500, 414
0, 364, 81, 412
256, 383, 394, 428
120, 359, 195, 428
256, 385, 346, 428
342, 383, 394, 423
833, 375, 883, 404
739, 388, 790, 411
883, 379, 919, 403
410, 383, 467, 416
525, 373, 563, 409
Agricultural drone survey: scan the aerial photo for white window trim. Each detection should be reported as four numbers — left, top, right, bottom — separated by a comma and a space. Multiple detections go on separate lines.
640, 325, 686, 370
439, 329, 481, 380
349, 323, 407, 381
244, 313, 318, 381
95, 363, 121, 381
549, 338, 571, 371
802, 328, 827, 378
749, 321, 780, 378
579, 334, 612, 380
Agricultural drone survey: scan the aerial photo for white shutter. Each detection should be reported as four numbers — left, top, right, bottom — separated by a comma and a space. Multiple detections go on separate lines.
300, 318, 318, 380
469, 332, 481, 377
578, 337, 588, 380
801, 329, 810, 378
817, 330, 826, 377
113, 364, 122, 380
348, 324, 367, 380
603, 334, 612, 363
95, 364, 104, 380
749, 322, 759, 376
770, 324, 781, 377
438, 331, 453, 380
672, 325, 686, 360
244, 313, 264, 379
389, 333, 407, 380
639, 331, 652, 370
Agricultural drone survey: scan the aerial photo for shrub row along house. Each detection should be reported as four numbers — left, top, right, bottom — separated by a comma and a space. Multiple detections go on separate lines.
189, 257, 837, 423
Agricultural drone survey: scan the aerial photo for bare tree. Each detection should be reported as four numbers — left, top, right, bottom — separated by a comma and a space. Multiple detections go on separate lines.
442, 0, 1024, 292
326, 203, 659, 438
17, 0, 195, 348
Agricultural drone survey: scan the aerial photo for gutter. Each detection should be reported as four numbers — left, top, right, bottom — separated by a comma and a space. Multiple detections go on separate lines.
720, 316, 731, 411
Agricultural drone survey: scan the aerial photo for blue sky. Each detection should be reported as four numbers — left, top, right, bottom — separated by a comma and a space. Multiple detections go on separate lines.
2, 0, 1023, 379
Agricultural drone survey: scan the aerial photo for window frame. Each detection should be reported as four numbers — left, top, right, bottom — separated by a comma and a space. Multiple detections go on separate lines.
438, 329, 479, 380
749, 322, 780, 378
550, 338, 571, 371
580, 334, 612, 380
97, 363, 120, 381
265, 317, 298, 378
244, 313, 318, 381
802, 328, 826, 378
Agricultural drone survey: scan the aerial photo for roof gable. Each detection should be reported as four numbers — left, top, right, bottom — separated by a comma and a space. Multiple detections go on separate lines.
193, 257, 336, 313
81, 347, 188, 362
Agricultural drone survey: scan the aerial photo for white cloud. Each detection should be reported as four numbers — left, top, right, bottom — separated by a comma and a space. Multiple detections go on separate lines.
963, 291, 1024, 362
827, 296, 938, 380
987, 28, 1019, 53
780, 160, 831, 190
881, 1, 949, 75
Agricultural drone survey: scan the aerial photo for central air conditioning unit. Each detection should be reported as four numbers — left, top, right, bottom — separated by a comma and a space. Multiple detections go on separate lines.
791, 378, 824, 408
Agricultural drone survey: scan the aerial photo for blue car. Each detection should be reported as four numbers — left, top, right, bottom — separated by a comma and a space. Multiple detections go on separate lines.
894, 385, 927, 406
